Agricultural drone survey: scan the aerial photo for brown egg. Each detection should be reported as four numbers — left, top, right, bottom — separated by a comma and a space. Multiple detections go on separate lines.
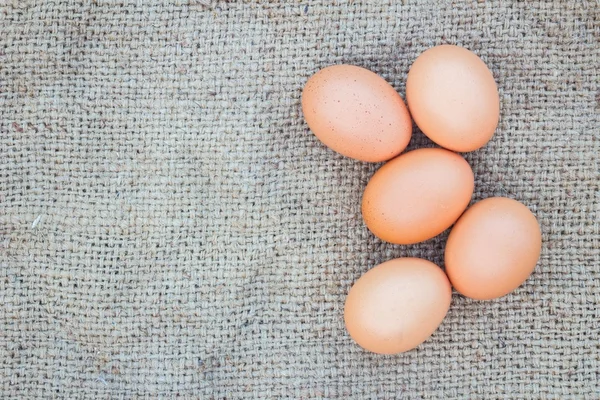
362, 148, 474, 244
445, 197, 542, 300
302, 65, 412, 162
344, 257, 452, 354
406, 45, 500, 152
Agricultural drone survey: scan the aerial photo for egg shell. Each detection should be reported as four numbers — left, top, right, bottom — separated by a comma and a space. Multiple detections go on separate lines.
445, 197, 542, 300
344, 257, 452, 354
406, 45, 500, 152
362, 148, 474, 244
301, 64, 412, 162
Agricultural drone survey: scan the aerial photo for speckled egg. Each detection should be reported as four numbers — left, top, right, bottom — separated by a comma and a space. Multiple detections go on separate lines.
302, 65, 413, 162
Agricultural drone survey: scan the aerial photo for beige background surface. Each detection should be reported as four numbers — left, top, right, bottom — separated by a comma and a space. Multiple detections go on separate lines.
1, 1, 599, 398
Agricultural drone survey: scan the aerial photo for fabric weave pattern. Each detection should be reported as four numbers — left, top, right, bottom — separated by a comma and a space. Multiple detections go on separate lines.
0, 1, 599, 398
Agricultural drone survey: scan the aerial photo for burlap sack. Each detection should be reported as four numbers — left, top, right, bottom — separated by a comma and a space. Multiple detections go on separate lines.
1, 1, 598, 398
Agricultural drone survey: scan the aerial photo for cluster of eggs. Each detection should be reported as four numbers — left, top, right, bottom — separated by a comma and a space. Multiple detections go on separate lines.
302, 45, 542, 354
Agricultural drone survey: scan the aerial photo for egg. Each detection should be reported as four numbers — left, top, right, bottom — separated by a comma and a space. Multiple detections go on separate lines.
406, 45, 500, 152
301, 64, 412, 162
362, 148, 474, 244
445, 197, 542, 300
344, 257, 451, 354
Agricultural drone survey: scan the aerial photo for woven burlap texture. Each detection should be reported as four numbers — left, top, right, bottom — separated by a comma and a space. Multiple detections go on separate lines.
1, 1, 599, 399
